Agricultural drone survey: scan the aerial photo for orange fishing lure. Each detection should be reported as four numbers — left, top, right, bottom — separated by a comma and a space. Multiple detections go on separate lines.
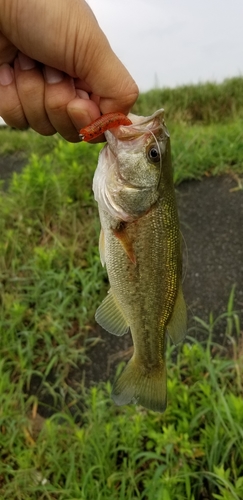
79, 112, 132, 141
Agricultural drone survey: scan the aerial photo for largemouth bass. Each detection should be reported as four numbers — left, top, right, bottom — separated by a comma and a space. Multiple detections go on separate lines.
92, 109, 187, 413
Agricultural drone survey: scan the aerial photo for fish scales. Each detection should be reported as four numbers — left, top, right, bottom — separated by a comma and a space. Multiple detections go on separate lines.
93, 109, 187, 412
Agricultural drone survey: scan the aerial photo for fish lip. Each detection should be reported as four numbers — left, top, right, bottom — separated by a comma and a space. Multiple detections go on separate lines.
105, 108, 167, 143
128, 108, 165, 127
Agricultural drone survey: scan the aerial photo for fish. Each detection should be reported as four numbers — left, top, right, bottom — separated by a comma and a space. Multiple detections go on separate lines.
92, 109, 187, 413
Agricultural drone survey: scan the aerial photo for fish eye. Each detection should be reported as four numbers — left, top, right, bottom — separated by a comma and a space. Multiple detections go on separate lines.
147, 144, 161, 164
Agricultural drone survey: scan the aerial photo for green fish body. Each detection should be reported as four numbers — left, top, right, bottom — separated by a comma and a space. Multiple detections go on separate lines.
93, 109, 187, 412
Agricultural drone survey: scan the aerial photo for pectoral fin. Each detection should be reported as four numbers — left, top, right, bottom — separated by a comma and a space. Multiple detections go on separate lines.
167, 284, 187, 345
95, 290, 130, 336
112, 224, 136, 265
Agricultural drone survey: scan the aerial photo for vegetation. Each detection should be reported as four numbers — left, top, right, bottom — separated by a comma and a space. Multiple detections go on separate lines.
0, 77, 242, 498
1, 319, 243, 500
133, 77, 243, 124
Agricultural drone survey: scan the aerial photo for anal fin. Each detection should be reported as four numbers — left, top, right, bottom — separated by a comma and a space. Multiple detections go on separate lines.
167, 283, 187, 345
95, 290, 130, 336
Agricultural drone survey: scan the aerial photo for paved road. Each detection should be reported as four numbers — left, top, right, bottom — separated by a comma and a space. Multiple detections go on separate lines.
178, 175, 243, 336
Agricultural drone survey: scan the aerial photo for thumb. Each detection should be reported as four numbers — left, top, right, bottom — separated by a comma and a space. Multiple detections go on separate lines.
0, 0, 138, 114
0, 33, 17, 65
81, 40, 139, 115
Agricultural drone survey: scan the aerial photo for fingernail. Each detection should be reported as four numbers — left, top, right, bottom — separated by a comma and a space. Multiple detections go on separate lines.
79, 111, 93, 126
0, 64, 13, 86
76, 89, 90, 100
44, 65, 64, 84
18, 52, 36, 70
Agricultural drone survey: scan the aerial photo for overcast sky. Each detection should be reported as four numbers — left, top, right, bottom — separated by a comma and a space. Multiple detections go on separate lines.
87, 0, 243, 91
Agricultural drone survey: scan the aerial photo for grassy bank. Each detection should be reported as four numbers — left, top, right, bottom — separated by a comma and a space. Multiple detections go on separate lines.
1, 118, 242, 187
133, 77, 243, 124
0, 77, 243, 498
1, 315, 242, 499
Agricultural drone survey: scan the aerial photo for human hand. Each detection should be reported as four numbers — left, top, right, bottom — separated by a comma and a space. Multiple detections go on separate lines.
0, 0, 138, 142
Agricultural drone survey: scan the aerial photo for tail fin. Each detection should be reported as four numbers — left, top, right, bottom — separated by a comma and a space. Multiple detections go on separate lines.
111, 357, 167, 413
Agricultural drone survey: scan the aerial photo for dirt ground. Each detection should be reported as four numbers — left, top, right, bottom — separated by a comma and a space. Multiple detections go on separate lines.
0, 155, 242, 389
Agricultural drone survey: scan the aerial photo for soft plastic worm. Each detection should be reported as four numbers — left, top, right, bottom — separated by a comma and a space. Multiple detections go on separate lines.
79, 112, 132, 141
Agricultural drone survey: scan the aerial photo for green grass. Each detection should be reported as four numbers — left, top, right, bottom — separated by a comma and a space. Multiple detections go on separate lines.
171, 119, 243, 182
0, 77, 243, 498
0, 140, 106, 397
1, 311, 242, 499
1, 118, 242, 190
133, 77, 243, 124
0, 128, 58, 158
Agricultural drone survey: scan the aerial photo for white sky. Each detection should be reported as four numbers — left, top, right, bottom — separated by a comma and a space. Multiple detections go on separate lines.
87, 0, 243, 91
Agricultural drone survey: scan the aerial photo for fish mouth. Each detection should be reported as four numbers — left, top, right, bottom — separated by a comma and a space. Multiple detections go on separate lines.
105, 108, 167, 143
